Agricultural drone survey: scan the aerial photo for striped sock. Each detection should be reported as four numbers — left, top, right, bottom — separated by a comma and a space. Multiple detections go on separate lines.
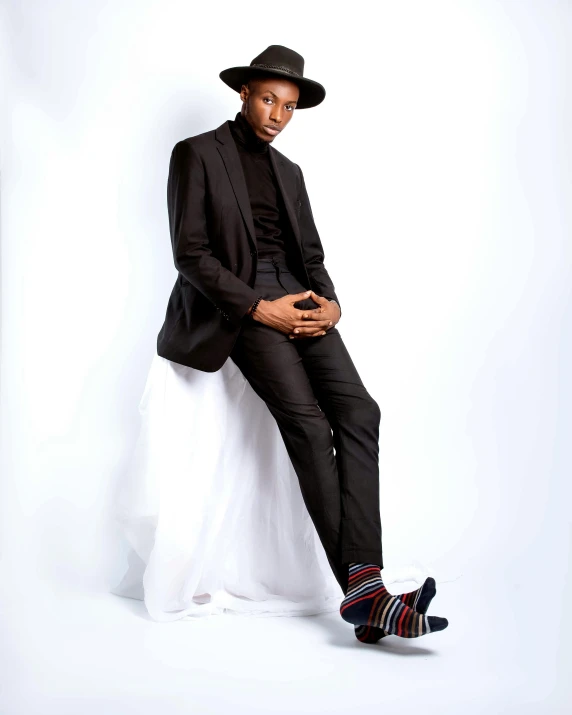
340, 563, 448, 638
354, 577, 436, 644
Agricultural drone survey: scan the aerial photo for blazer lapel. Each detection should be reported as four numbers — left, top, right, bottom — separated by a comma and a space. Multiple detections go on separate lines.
215, 121, 257, 252
269, 147, 303, 252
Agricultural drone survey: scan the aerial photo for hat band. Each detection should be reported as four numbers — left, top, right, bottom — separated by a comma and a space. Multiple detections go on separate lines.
250, 62, 301, 78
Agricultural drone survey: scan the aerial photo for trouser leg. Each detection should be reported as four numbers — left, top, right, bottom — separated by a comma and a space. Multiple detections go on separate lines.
229, 259, 383, 595
230, 312, 347, 593
291, 323, 383, 568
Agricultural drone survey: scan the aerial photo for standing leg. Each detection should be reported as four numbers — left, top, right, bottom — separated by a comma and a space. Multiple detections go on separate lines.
281, 277, 447, 637
231, 260, 449, 638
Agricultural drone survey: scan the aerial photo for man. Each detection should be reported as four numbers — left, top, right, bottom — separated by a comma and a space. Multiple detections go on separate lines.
157, 45, 448, 641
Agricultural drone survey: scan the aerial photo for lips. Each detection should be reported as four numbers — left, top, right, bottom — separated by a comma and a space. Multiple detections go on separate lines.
263, 126, 281, 136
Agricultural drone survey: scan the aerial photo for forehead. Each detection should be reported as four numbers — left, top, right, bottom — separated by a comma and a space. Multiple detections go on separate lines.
250, 76, 300, 102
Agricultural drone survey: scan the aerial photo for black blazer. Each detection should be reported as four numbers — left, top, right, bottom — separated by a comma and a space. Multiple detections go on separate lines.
156, 118, 342, 372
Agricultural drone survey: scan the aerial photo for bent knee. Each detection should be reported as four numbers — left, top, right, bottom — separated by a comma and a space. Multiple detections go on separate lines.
345, 393, 381, 428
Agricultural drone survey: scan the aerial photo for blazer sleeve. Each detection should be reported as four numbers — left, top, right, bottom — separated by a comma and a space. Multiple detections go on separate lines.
167, 140, 259, 323
296, 164, 342, 318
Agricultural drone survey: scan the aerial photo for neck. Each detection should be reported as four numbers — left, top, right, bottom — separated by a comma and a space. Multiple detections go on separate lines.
230, 111, 269, 154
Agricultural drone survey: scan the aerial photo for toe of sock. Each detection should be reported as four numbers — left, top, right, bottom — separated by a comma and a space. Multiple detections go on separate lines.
425, 577, 436, 592
417, 577, 437, 614
427, 616, 448, 632
421, 577, 436, 599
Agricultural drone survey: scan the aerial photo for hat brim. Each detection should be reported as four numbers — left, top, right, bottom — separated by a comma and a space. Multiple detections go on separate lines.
219, 66, 326, 110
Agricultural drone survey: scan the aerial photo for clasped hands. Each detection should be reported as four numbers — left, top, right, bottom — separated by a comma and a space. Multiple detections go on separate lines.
251, 290, 340, 339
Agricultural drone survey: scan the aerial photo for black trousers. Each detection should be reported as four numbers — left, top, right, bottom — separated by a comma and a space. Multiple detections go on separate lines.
229, 256, 383, 596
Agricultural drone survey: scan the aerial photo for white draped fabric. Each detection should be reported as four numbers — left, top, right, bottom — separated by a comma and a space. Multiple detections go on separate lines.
111, 354, 343, 621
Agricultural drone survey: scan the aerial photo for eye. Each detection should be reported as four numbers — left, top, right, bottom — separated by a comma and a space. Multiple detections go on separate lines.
263, 97, 273, 104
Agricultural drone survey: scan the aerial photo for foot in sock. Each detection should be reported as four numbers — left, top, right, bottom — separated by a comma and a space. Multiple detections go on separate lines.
340, 563, 448, 638
354, 576, 437, 643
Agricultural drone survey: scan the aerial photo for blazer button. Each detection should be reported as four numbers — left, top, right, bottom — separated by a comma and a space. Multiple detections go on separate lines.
250, 249, 256, 256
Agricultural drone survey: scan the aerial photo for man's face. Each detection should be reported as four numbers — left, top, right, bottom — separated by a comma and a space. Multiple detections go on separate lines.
239, 76, 300, 142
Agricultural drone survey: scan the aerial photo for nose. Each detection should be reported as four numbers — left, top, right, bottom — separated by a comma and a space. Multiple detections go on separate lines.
269, 107, 283, 123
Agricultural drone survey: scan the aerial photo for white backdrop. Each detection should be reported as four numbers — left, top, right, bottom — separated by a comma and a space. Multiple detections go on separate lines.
1, 1, 571, 713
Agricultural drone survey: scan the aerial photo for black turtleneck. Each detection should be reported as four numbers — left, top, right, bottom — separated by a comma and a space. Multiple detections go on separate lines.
229, 112, 293, 261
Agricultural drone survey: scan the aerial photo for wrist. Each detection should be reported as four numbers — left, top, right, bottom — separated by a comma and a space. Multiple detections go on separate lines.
247, 296, 265, 319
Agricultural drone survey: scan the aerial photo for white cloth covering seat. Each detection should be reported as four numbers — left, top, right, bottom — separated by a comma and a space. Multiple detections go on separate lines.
111, 354, 343, 621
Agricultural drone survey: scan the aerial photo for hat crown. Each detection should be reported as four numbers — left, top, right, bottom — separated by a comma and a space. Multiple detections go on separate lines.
249, 45, 305, 79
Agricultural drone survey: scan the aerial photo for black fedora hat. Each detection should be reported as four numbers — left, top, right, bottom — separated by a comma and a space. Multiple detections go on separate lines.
219, 45, 326, 110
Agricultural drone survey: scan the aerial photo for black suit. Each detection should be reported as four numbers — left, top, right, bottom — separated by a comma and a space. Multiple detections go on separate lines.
156, 118, 382, 596
157, 119, 341, 373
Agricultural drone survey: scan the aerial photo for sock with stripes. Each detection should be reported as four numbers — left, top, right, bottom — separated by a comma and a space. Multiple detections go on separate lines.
354, 576, 436, 644
340, 563, 448, 638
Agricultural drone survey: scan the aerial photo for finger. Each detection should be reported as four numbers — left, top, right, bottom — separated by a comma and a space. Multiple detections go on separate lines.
289, 329, 327, 339
308, 290, 326, 303
291, 323, 332, 336
291, 319, 333, 330
288, 290, 312, 303
297, 307, 325, 319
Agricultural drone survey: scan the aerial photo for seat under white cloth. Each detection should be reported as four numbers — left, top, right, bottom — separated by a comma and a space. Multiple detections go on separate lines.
110, 354, 344, 621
